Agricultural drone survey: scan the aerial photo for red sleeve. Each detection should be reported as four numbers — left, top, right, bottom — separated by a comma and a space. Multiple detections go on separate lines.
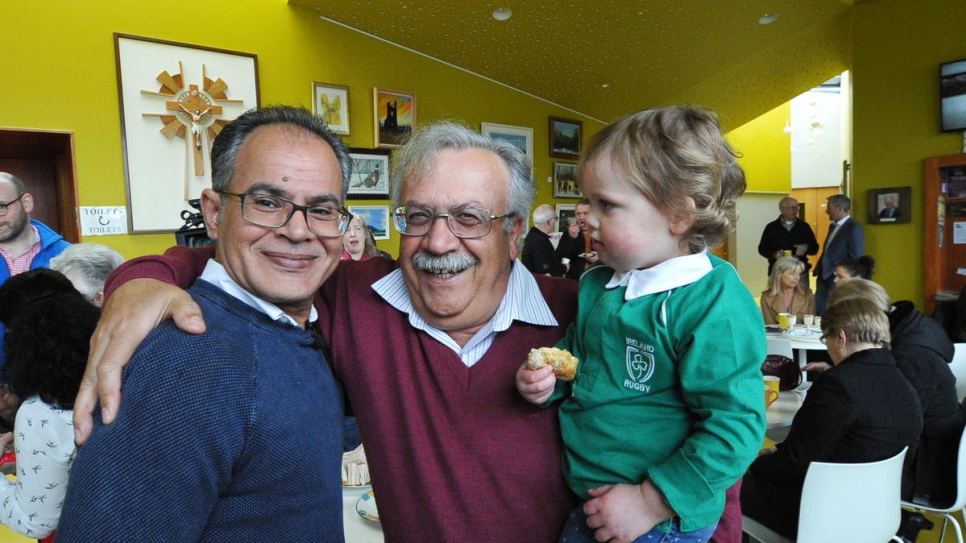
103, 245, 215, 302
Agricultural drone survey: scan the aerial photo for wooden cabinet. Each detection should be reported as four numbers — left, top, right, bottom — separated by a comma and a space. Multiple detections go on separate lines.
924, 153, 966, 314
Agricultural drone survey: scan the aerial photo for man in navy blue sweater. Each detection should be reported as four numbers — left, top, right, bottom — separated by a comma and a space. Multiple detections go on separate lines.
57, 107, 353, 542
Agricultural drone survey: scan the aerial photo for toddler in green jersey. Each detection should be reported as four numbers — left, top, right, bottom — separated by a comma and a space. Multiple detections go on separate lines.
517, 106, 766, 543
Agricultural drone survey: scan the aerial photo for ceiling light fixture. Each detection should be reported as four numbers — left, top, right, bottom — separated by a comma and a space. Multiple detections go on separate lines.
759, 13, 777, 25
601, 83, 610, 88
492, 8, 512, 21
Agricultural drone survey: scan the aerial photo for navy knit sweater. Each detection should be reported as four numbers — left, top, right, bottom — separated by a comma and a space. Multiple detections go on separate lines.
56, 280, 345, 542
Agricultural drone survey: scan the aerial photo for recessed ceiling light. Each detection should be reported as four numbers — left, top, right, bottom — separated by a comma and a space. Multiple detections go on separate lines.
493, 8, 512, 21
759, 13, 777, 25
601, 83, 610, 88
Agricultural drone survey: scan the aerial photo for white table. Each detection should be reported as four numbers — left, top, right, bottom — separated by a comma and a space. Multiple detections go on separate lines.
343, 486, 384, 543
765, 390, 805, 443
767, 329, 826, 368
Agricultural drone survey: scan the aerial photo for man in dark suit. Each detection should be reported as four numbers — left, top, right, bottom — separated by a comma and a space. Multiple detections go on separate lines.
878, 195, 900, 219
813, 194, 864, 314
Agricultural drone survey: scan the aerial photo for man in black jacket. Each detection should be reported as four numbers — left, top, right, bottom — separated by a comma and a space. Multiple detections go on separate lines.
757, 196, 818, 278
521, 204, 566, 276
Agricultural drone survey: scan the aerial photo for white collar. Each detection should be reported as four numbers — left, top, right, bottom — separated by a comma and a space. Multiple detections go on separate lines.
604, 252, 714, 300
200, 259, 317, 328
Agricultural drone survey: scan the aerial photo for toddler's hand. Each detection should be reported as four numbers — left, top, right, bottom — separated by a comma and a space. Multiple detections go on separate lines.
584, 481, 674, 543
515, 364, 556, 405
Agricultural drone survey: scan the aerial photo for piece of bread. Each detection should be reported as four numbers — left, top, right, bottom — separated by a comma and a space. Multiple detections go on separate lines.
527, 347, 579, 381
342, 444, 370, 486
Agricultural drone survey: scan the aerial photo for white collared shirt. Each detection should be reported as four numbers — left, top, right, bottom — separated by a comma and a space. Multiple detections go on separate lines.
824, 214, 851, 247
200, 259, 318, 328
372, 260, 558, 367
605, 252, 714, 301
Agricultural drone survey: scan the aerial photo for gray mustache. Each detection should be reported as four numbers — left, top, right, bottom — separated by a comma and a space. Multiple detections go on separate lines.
411, 251, 477, 273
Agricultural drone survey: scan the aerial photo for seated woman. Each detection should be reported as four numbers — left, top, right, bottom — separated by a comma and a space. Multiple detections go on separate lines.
0, 269, 100, 539
49, 242, 125, 308
808, 278, 962, 511
760, 256, 815, 325
740, 298, 923, 540
833, 254, 875, 284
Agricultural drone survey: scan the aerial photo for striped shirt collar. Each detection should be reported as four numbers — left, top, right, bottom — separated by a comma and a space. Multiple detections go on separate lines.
199, 259, 318, 328
372, 259, 557, 366
605, 252, 714, 300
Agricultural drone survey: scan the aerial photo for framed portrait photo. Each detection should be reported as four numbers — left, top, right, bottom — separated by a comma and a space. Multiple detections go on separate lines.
347, 148, 391, 199
348, 205, 390, 240
374, 88, 416, 148
549, 116, 582, 159
312, 81, 349, 136
480, 122, 533, 164
553, 162, 581, 198
867, 186, 911, 224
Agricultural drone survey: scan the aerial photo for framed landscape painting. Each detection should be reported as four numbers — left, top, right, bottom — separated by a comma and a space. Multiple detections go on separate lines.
549, 116, 582, 159
348, 205, 390, 240
553, 162, 581, 198
374, 88, 415, 148
480, 122, 533, 164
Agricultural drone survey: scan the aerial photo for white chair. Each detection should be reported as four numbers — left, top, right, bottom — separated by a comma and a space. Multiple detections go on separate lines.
951, 343, 966, 402
766, 336, 794, 359
901, 426, 966, 543
743, 447, 907, 543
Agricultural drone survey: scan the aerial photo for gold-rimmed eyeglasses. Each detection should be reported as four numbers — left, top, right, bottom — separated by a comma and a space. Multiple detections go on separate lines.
217, 190, 352, 238
392, 204, 511, 239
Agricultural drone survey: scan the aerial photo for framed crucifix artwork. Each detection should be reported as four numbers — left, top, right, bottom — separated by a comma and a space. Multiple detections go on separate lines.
114, 33, 260, 233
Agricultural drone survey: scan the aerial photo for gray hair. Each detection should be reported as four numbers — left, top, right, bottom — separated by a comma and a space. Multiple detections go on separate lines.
210, 105, 352, 200
49, 243, 125, 304
0, 172, 27, 195
532, 204, 555, 224
827, 277, 892, 312
389, 121, 534, 234
827, 194, 851, 213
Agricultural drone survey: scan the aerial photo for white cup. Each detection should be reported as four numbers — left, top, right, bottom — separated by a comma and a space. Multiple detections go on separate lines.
786, 314, 798, 327
813, 316, 822, 328
803, 314, 814, 326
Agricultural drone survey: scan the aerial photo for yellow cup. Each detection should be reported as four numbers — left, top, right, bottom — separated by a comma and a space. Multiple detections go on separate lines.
764, 375, 781, 401
764, 386, 779, 408
783, 250, 793, 257
777, 313, 791, 329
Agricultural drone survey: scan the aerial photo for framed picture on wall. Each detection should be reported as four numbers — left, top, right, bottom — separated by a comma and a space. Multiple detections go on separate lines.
114, 33, 259, 233
347, 147, 391, 199
481, 122, 533, 164
312, 81, 349, 136
553, 162, 581, 198
867, 186, 911, 224
556, 203, 576, 232
373, 88, 416, 148
348, 205, 390, 240
549, 116, 582, 159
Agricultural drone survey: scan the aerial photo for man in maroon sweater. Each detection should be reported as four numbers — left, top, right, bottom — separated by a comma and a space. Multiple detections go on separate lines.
75, 122, 580, 542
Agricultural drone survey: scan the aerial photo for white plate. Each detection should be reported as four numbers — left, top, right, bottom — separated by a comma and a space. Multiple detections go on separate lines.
343, 482, 372, 490
356, 490, 379, 523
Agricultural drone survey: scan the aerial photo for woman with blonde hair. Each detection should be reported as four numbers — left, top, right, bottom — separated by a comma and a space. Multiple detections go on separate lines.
759, 256, 815, 325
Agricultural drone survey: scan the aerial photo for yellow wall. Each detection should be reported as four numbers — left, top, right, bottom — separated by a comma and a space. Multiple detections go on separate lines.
852, 0, 966, 307
0, 0, 604, 259
726, 102, 793, 193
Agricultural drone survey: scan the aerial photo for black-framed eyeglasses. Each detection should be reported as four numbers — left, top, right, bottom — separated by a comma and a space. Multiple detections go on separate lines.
217, 190, 352, 238
392, 205, 512, 239
0, 194, 25, 217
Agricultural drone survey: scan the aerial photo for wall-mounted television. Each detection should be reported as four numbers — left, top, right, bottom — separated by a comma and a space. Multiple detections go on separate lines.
941, 58, 966, 132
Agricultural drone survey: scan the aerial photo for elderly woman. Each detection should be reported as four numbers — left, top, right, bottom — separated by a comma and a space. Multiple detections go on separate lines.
806, 279, 962, 520
833, 255, 875, 284
341, 215, 384, 261
760, 256, 815, 325
49, 243, 125, 307
741, 298, 923, 540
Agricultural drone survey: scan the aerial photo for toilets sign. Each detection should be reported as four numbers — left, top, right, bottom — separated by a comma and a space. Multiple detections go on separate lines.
80, 206, 129, 236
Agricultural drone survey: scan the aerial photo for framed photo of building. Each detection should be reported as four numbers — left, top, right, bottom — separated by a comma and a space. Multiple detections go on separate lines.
549, 116, 582, 159
373, 88, 415, 148
480, 122, 533, 164
114, 33, 259, 233
867, 186, 911, 224
347, 147, 391, 199
553, 162, 581, 198
348, 205, 390, 240
312, 81, 349, 136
